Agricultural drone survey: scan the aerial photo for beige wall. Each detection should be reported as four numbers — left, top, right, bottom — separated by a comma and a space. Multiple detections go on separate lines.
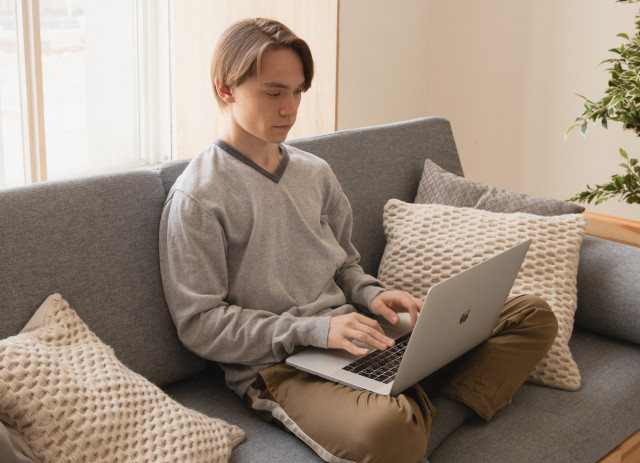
338, 0, 640, 220
424, 1, 640, 220
337, 0, 430, 130
339, 0, 640, 220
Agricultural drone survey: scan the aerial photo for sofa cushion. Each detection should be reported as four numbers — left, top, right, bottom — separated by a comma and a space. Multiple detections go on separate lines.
0, 171, 204, 386
576, 236, 640, 344
428, 329, 640, 463
0, 294, 244, 463
378, 200, 587, 391
415, 159, 585, 215
164, 366, 323, 463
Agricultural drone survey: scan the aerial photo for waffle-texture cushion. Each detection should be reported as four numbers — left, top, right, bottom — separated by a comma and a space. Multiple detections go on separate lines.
0, 294, 244, 463
377, 200, 587, 391
415, 159, 584, 215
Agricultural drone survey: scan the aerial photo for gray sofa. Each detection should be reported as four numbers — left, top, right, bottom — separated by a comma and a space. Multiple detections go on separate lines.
1, 117, 638, 462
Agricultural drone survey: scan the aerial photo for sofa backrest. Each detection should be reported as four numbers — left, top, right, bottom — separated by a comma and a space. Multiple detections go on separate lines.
576, 236, 640, 344
0, 171, 205, 387
287, 117, 462, 275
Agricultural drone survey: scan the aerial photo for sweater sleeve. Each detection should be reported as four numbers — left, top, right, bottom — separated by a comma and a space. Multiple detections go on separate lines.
328, 192, 387, 310
159, 190, 331, 366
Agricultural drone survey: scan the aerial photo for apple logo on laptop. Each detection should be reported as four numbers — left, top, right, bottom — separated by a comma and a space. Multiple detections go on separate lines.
459, 308, 471, 324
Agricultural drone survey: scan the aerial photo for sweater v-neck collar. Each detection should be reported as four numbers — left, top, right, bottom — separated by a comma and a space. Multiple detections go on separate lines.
215, 139, 289, 184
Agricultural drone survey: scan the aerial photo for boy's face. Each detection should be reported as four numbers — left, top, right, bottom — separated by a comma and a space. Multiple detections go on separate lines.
225, 47, 305, 148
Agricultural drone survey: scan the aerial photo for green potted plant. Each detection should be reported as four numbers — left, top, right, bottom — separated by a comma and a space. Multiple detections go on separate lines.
566, 0, 640, 205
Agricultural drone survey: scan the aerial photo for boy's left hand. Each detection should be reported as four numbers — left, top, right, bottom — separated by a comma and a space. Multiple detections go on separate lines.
370, 290, 423, 328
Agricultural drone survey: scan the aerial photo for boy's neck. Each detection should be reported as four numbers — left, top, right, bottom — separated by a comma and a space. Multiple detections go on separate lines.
220, 131, 282, 174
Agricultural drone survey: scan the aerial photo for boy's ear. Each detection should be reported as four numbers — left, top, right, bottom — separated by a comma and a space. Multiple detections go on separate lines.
215, 79, 235, 104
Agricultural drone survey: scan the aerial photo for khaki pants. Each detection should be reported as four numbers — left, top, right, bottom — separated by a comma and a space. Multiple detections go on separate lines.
245, 295, 558, 463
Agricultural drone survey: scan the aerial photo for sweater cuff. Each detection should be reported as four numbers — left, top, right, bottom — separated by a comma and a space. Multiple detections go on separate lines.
361, 285, 387, 313
306, 315, 332, 349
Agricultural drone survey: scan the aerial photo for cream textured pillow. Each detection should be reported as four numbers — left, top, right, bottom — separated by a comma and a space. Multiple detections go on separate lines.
378, 200, 587, 391
0, 294, 244, 463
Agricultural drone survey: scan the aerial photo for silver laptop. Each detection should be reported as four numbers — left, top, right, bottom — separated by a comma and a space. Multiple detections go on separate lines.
285, 240, 531, 396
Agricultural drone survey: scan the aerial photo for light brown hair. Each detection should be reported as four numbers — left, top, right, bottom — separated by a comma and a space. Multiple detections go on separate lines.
211, 18, 314, 109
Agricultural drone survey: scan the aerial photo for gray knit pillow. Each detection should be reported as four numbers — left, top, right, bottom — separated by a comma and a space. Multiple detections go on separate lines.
415, 159, 585, 216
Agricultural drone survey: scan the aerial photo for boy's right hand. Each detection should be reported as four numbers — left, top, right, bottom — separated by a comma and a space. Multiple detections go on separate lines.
327, 312, 395, 356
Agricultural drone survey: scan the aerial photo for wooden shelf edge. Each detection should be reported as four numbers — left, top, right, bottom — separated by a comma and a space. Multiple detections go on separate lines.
583, 211, 640, 248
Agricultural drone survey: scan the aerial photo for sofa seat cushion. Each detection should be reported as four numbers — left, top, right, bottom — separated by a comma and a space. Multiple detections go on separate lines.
0, 294, 243, 463
428, 329, 640, 463
166, 364, 481, 462
163, 366, 323, 462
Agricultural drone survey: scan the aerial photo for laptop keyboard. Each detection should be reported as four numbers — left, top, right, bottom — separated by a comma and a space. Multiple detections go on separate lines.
342, 332, 411, 384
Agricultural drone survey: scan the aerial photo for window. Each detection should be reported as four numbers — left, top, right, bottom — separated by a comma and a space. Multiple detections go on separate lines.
1, 1, 337, 189
0, 0, 171, 189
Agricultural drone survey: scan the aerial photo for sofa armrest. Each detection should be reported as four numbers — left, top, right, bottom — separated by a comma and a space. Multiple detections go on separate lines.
583, 211, 640, 248
576, 235, 640, 344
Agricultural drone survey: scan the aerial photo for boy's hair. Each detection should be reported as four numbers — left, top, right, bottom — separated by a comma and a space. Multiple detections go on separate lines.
211, 18, 314, 109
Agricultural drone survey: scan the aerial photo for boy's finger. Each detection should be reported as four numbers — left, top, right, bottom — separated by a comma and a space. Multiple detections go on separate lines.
351, 324, 394, 349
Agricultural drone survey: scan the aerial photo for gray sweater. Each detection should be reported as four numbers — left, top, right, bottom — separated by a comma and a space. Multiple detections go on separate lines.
159, 140, 385, 396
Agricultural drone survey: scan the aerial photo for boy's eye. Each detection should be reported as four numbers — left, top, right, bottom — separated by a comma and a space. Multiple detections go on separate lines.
266, 92, 280, 97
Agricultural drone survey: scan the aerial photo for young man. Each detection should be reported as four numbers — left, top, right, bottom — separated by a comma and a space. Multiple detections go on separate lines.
159, 18, 558, 463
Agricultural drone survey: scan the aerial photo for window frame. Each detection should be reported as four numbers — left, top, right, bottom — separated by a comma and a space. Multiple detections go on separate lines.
16, 0, 47, 184
6, 0, 173, 187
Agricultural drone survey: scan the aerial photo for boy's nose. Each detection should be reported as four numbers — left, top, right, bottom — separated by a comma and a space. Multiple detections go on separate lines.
280, 95, 299, 116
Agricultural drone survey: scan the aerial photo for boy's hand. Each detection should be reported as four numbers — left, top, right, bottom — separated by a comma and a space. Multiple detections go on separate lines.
370, 290, 422, 329
327, 290, 422, 356
328, 312, 395, 356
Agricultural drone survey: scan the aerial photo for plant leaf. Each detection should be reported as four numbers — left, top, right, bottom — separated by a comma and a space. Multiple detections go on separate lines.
565, 125, 578, 138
